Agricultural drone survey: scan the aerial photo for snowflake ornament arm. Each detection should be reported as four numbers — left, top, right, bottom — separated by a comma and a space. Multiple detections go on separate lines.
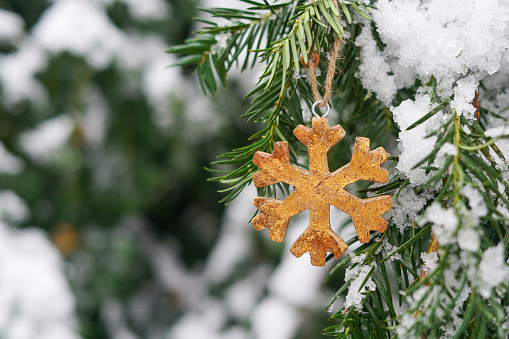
328, 137, 392, 243
252, 117, 392, 266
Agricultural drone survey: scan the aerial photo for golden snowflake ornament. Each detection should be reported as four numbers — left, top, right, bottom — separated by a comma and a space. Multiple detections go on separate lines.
252, 117, 392, 266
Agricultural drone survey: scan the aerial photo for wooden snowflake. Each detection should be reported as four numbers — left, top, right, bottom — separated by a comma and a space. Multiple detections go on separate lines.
252, 117, 392, 266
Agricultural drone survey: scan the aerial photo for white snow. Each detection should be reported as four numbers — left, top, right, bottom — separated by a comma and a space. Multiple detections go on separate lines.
369, 0, 509, 191
167, 299, 227, 339
355, 24, 397, 105
119, 0, 168, 20
0, 39, 48, 105
343, 253, 376, 311
461, 185, 488, 226
412, 285, 428, 304
440, 143, 457, 157
476, 243, 509, 298
0, 9, 24, 42
396, 313, 417, 338
385, 184, 431, 233
211, 33, 232, 55
33, 0, 125, 69
0, 190, 30, 224
29, 0, 186, 133
420, 252, 438, 274
145, 240, 199, 308
251, 298, 299, 339
451, 75, 478, 118
204, 186, 255, 283
116, 33, 169, 70
82, 88, 108, 146
443, 284, 470, 335
0, 221, 80, 339
0, 141, 24, 174
485, 125, 509, 138
225, 267, 269, 319
441, 256, 472, 336
142, 56, 181, 128
419, 203, 458, 245
372, 0, 509, 97
485, 125, 509, 163
392, 94, 445, 186
375, 236, 401, 261
457, 228, 480, 252
101, 300, 139, 339
20, 115, 74, 163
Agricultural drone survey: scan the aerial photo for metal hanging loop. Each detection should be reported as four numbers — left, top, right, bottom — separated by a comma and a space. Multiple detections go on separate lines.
311, 100, 330, 118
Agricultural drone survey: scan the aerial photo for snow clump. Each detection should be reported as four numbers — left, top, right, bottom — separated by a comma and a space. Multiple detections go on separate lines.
385, 184, 432, 233
0, 221, 80, 339
461, 185, 488, 226
343, 254, 376, 311
392, 94, 446, 186
452, 75, 479, 118
0, 9, 24, 42
371, 0, 509, 97
33, 0, 125, 69
419, 203, 458, 245
457, 229, 480, 252
19, 115, 74, 163
375, 237, 401, 261
355, 24, 398, 105
476, 243, 509, 299
420, 252, 438, 275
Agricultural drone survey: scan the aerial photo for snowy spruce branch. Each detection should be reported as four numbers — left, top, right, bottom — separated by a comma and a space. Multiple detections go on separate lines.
169, 0, 509, 338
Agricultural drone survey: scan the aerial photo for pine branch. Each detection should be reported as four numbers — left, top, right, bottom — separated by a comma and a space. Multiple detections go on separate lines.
170, 1, 509, 337
327, 92, 509, 337
169, 0, 375, 203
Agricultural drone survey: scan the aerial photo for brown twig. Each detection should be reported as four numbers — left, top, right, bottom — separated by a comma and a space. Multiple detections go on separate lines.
473, 88, 480, 120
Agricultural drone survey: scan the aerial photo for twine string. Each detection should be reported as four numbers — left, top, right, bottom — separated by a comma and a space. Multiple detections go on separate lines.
307, 0, 342, 108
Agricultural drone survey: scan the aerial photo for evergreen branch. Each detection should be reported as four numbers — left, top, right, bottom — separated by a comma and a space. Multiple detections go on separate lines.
167, 4, 292, 95
328, 100, 509, 338
458, 134, 508, 151
380, 224, 432, 263
170, 1, 376, 204
171, 1, 509, 337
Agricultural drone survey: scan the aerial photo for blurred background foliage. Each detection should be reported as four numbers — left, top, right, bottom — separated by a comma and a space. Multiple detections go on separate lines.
0, 0, 345, 338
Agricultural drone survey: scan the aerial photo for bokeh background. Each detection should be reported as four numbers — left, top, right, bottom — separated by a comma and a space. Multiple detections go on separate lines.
0, 1, 349, 338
